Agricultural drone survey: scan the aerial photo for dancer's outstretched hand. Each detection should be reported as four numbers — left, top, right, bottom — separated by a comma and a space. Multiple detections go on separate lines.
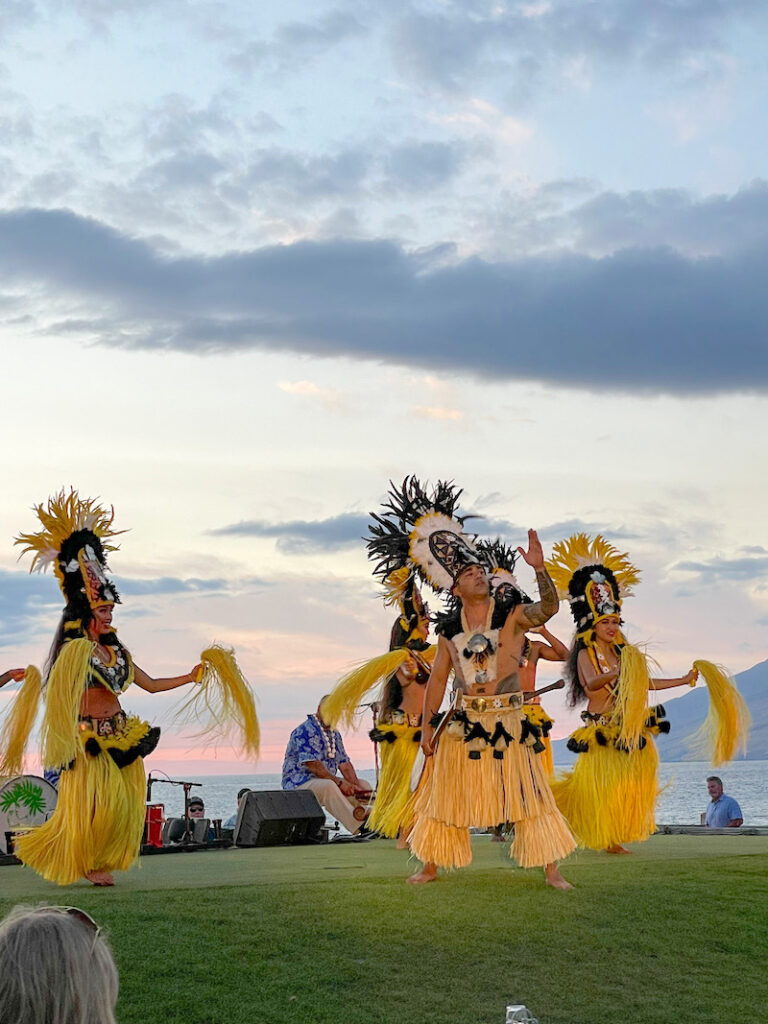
190, 663, 204, 684
517, 528, 544, 570
0, 668, 25, 687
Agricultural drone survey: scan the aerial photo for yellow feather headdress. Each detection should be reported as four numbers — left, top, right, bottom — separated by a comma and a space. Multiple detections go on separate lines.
15, 488, 125, 612
546, 533, 640, 638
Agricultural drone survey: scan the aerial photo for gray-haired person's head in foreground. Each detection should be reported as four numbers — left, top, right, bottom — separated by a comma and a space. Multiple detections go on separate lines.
0, 904, 118, 1024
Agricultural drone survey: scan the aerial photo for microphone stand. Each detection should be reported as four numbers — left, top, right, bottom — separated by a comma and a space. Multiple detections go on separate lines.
147, 774, 203, 844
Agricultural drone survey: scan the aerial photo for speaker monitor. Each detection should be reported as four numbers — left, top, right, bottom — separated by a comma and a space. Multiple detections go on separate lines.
161, 817, 210, 845
234, 789, 325, 848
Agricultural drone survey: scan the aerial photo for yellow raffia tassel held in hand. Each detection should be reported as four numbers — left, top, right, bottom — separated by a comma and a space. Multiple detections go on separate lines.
322, 649, 413, 730
173, 645, 260, 760
689, 660, 750, 765
0, 666, 42, 777
610, 644, 653, 749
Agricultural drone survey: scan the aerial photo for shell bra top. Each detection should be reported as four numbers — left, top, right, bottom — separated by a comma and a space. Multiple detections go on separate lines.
82, 637, 134, 695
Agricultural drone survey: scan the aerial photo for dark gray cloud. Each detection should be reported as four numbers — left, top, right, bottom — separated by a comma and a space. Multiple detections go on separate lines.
138, 151, 227, 192
382, 140, 469, 193
671, 551, 768, 582
245, 147, 371, 201
0, 570, 269, 647
115, 575, 269, 596
211, 512, 639, 557
569, 182, 768, 257
469, 517, 640, 545
228, 8, 368, 75
390, 0, 768, 94
0, 571, 60, 646
2, 202, 768, 394
210, 513, 368, 555
277, 9, 366, 50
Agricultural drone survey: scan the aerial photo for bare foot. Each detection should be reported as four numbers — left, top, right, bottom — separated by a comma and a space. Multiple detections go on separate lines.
396, 831, 409, 850
86, 870, 115, 886
544, 864, 574, 890
407, 863, 438, 885
605, 845, 632, 855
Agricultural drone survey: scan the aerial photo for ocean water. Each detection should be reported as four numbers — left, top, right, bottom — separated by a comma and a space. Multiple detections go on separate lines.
147, 760, 768, 828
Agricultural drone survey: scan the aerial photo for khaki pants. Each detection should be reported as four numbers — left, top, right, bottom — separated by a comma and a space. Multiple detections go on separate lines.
298, 779, 361, 835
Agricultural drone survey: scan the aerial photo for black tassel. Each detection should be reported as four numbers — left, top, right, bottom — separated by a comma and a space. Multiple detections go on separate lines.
489, 722, 512, 747
464, 721, 492, 744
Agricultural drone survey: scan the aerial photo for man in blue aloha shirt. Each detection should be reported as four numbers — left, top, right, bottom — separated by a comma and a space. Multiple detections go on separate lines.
704, 776, 743, 827
282, 698, 372, 837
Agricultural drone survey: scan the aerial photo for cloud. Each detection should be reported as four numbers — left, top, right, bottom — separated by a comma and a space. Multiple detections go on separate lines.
228, 8, 368, 75
567, 182, 768, 258
0, 570, 270, 647
473, 517, 640, 544
412, 406, 464, 421
2, 201, 768, 394
382, 140, 470, 192
245, 147, 371, 202
278, 380, 348, 411
115, 575, 268, 596
277, 9, 367, 51
0, 571, 61, 646
209, 513, 368, 555
670, 551, 768, 583
390, 0, 768, 97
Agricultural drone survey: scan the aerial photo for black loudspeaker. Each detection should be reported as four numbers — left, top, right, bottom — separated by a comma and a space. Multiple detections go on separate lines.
234, 790, 325, 848
162, 817, 211, 845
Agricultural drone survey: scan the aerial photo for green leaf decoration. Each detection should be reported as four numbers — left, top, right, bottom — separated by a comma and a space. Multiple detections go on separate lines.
0, 781, 48, 815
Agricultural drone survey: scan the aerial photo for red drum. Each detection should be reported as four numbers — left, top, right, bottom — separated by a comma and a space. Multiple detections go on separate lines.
144, 803, 165, 847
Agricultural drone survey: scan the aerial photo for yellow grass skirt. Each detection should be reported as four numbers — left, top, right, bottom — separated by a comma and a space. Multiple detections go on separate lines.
14, 715, 155, 885
409, 705, 575, 870
550, 722, 660, 851
368, 722, 421, 838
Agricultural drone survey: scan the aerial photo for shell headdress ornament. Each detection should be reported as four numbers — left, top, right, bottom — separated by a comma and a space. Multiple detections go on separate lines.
367, 476, 482, 596
545, 533, 640, 638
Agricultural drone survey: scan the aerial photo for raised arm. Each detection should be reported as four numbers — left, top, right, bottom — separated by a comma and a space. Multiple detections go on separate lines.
133, 662, 201, 693
530, 626, 569, 662
420, 636, 453, 756
517, 530, 559, 627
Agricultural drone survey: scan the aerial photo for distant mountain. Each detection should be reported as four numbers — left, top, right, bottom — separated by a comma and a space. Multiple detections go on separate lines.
551, 657, 767, 764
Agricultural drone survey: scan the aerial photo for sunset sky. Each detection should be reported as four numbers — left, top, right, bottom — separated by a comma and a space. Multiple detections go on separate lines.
0, 1, 765, 773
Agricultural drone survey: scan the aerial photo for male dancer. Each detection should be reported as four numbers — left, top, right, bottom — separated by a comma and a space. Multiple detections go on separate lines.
409, 529, 575, 887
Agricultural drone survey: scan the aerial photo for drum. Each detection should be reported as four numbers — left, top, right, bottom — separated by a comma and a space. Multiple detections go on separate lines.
352, 792, 375, 822
0, 775, 58, 854
144, 803, 165, 848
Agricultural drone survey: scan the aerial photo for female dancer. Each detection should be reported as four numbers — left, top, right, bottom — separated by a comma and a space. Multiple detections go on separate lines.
11, 489, 259, 886
547, 533, 746, 853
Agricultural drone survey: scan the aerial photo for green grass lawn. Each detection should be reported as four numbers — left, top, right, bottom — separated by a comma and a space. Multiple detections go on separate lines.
1, 834, 766, 1024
